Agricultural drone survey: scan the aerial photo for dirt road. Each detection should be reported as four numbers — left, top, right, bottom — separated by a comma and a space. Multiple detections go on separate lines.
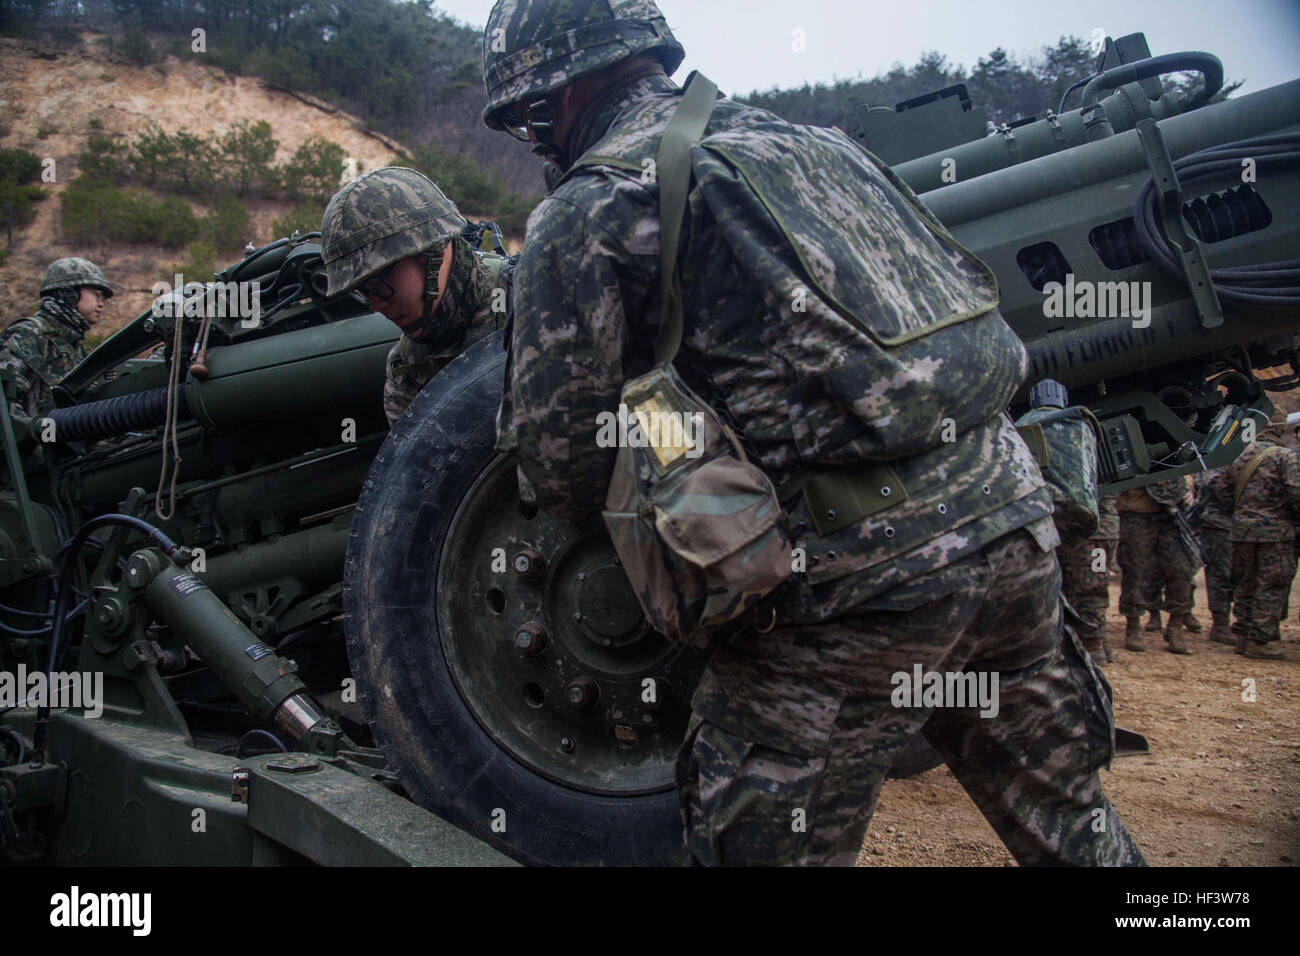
857, 572, 1300, 866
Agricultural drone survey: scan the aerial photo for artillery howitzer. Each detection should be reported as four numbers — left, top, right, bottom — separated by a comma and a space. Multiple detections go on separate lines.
1, 32, 1296, 866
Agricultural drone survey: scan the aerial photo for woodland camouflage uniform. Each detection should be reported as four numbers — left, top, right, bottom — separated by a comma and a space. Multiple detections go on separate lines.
1116, 478, 1195, 652
1191, 467, 1236, 644
319, 167, 507, 425
1223, 425, 1300, 658
484, 0, 1142, 866
1060, 494, 1118, 666
0, 257, 110, 418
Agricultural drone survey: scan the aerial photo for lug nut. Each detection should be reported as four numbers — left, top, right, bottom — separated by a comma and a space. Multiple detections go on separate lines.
513, 549, 545, 581
560, 737, 576, 754
566, 677, 600, 709
513, 622, 548, 656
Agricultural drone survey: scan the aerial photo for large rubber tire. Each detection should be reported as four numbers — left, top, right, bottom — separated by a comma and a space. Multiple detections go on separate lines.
343, 333, 685, 866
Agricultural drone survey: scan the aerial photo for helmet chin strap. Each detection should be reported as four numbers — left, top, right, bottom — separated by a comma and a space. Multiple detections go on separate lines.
525, 60, 664, 173
400, 253, 447, 345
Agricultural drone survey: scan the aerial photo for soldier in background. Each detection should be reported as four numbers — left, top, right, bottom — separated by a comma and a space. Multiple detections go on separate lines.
1191, 466, 1236, 645
482, 0, 1142, 866
319, 167, 508, 425
1117, 476, 1196, 653
1060, 493, 1118, 666
0, 257, 112, 418
1222, 410, 1300, 659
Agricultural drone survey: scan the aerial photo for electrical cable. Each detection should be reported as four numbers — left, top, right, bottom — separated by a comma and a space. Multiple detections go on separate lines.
237, 729, 288, 757
0, 600, 87, 637
1134, 134, 1300, 305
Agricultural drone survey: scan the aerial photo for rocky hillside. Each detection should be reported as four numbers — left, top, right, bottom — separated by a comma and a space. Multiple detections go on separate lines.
0, 31, 404, 338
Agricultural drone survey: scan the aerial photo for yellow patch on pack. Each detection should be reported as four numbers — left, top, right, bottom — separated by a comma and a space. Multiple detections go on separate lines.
632, 391, 692, 469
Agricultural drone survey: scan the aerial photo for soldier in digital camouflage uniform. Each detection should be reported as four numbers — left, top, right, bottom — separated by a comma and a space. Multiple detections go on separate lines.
1191, 467, 1236, 645
319, 167, 508, 425
482, 0, 1142, 866
1222, 411, 1300, 659
1116, 477, 1195, 653
0, 257, 112, 418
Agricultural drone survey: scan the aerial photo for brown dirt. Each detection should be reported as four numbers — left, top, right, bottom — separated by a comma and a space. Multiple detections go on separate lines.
856, 570, 1300, 866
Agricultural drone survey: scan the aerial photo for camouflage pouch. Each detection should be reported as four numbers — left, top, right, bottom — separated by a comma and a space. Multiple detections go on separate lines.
600, 73, 791, 644
602, 363, 791, 644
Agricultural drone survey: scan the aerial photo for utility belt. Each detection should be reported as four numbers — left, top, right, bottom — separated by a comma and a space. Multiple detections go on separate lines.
721, 413, 1044, 637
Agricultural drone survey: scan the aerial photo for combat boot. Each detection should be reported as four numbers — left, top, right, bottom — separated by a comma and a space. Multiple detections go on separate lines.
1145, 610, 1163, 633
1209, 614, 1235, 645
1103, 639, 1115, 663
1084, 635, 1106, 668
1181, 612, 1203, 633
1164, 620, 1191, 654
1242, 641, 1285, 660
1125, 617, 1145, 652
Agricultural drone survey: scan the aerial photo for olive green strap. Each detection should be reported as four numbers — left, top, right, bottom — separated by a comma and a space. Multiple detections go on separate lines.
655, 72, 718, 366
1234, 445, 1279, 508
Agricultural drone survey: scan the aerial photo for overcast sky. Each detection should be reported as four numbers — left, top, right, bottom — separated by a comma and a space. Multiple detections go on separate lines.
433, 0, 1299, 100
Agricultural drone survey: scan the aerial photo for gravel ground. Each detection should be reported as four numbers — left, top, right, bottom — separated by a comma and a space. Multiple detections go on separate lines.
857, 570, 1300, 866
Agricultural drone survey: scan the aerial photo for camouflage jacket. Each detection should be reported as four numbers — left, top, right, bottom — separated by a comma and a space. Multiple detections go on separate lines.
0, 307, 86, 419
1096, 493, 1119, 541
383, 236, 507, 425
1224, 439, 1300, 541
1192, 467, 1234, 531
497, 74, 1055, 619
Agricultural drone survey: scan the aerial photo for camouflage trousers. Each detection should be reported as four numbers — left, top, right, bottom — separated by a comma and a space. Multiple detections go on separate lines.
1196, 525, 1234, 619
1117, 513, 1193, 618
1059, 531, 1115, 654
676, 527, 1144, 866
1231, 540, 1294, 644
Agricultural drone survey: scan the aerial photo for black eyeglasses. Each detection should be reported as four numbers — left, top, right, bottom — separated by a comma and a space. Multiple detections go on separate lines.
358, 262, 398, 300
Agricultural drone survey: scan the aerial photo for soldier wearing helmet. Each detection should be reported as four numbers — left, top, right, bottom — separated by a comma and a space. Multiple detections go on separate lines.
320, 167, 509, 425
483, 0, 1143, 866
0, 257, 113, 418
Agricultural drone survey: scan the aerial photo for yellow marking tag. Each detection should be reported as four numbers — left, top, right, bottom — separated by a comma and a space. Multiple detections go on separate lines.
1221, 420, 1239, 447
632, 392, 693, 469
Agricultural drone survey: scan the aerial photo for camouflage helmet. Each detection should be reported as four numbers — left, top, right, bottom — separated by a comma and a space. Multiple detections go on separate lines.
40, 257, 113, 299
481, 0, 685, 132
320, 167, 468, 297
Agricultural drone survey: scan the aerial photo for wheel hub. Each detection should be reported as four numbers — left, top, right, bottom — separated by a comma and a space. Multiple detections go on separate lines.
438, 456, 708, 796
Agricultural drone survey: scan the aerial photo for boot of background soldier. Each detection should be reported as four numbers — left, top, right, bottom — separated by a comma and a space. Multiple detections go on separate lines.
1125, 617, 1145, 652
1164, 619, 1191, 654
1145, 610, 1163, 632
1242, 640, 1286, 660
1103, 638, 1115, 663
1181, 612, 1203, 633
1209, 614, 1235, 645
1083, 634, 1106, 668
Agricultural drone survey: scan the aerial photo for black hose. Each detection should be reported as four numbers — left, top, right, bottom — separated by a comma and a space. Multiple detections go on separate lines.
2, 728, 25, 765
45, 387, 190, 442
1134, 133, 1300, 305
1082, 51, 1224, 108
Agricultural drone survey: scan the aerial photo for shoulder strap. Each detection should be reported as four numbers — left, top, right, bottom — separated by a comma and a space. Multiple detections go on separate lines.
1234, 445, 1280, 508
655, 72, 718, 366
